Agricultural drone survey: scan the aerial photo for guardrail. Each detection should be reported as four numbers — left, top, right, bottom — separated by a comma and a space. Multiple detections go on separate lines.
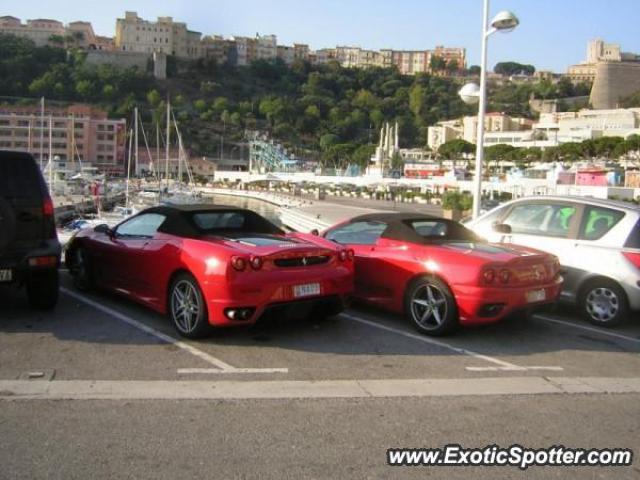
279, 208, 331, 233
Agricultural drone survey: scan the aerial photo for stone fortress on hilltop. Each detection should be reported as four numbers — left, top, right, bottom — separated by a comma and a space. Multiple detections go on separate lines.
567, 39, 640, 109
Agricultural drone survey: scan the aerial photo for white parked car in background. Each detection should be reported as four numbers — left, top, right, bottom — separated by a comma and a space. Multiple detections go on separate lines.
467, 196, 640, 327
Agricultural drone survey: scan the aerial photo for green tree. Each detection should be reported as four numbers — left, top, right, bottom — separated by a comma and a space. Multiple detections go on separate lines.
147, 89, 162, 107
446, 59, 459, 75
494, 62, 535, 76
429, 55, 446, 73
194, 99, 208, 113
438, 139, 475, 159
409, 84, 425, 118
75, 79, 96, 100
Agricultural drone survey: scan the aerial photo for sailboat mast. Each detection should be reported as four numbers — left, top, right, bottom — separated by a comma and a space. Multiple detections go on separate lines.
126, 128, 133, 212
39, 97, 44, 170
165, 100, 170, 191
134, 107, 139, 177
48, 114, 53, 195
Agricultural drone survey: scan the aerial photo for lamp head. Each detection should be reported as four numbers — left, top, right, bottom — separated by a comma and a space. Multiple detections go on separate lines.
490, 11, 519, 32
459, 82, 480, 105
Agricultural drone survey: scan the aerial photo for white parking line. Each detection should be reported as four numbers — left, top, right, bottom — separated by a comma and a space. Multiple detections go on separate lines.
340, 312, 563, 372
534, 314, 640, 345
61, 287, 288, 375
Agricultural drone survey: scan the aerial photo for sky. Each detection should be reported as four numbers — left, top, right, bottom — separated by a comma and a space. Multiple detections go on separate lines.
5, 0, 640, 72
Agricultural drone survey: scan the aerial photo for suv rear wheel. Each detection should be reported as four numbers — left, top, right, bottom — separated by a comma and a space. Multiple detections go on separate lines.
26, 269, 59, 310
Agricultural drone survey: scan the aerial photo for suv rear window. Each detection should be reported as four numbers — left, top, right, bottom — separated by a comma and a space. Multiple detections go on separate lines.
624, 219, 640, 248
0, 156, 44, 198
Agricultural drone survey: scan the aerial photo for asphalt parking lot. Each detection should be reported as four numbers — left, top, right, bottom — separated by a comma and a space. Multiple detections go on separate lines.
1, 272, 639, 479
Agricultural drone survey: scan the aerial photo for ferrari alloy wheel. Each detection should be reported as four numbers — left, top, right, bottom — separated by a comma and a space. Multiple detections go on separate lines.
405, 276, 458, 336
580, 279, 628, 327
169, 273, 211, 339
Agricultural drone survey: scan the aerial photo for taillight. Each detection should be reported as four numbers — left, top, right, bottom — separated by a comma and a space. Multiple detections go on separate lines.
338, 249, 354, 261
498, 269, 511, 284
42, 196, 54, 216
231, 256, 247, 271
28, 256, 57, 267
482, 268, 496, 284
250, 256, 263, 270
622, 251, 640, 269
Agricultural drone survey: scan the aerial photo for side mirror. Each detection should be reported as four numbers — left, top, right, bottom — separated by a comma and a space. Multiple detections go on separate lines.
94, 224, 114, 237
492, 223, 512, 234
310, 228, 320, 236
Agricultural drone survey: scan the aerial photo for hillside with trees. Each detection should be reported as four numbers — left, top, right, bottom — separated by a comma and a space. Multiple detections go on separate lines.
0, 34, 594, 168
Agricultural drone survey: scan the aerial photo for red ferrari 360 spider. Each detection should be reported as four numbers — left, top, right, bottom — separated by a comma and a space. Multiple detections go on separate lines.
322, 212, 562, 335
66, 205, 354, 338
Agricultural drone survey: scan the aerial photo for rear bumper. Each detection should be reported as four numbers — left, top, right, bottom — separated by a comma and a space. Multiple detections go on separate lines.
453, 277, 563, 325
201, 267, 354, 326
0, 240, 61, 285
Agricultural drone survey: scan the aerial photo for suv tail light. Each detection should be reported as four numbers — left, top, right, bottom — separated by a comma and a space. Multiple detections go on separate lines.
622, 251, 640, 270
42, 196, 54, 217
42, 195, 57, 239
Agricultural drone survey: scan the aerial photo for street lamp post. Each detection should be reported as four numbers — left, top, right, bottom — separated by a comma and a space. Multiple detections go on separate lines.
459, 1, 519, 219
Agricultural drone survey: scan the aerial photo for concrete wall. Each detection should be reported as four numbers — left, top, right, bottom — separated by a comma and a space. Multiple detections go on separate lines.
590, 62, 640, 109
85, 50, 149, 70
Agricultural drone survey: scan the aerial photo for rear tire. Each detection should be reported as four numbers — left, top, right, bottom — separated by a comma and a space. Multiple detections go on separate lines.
27, 269, 59, 310
168, 273, 211, 339
579, 278, 628, 327
404, 276, 458, 336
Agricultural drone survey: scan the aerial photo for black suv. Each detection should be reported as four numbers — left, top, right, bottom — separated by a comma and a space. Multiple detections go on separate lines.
0, 151, 60, 309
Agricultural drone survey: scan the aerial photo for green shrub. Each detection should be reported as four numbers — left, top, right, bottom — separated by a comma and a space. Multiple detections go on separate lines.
442, 191, 473, 211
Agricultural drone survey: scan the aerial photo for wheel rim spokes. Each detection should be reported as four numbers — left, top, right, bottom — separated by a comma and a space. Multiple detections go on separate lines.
586, 288, 618, 322
171, 281, 200, 332
412, 284, 447, 329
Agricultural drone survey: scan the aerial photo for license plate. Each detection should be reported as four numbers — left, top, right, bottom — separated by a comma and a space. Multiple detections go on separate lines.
0, 269, 13, 282
526, 289, 546, 303
294, 282, 321, 298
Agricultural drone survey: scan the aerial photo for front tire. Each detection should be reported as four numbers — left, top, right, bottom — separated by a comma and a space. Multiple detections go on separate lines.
579, 279, 628, 327
404, 276, 458, 336
169, 273, 211, 339
27, 269, 59, 310
70, 248, 94, 291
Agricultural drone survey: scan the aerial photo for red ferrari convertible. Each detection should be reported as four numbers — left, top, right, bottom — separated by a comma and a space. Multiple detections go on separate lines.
66, 205, 354, 338
322, 212, 562, 335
